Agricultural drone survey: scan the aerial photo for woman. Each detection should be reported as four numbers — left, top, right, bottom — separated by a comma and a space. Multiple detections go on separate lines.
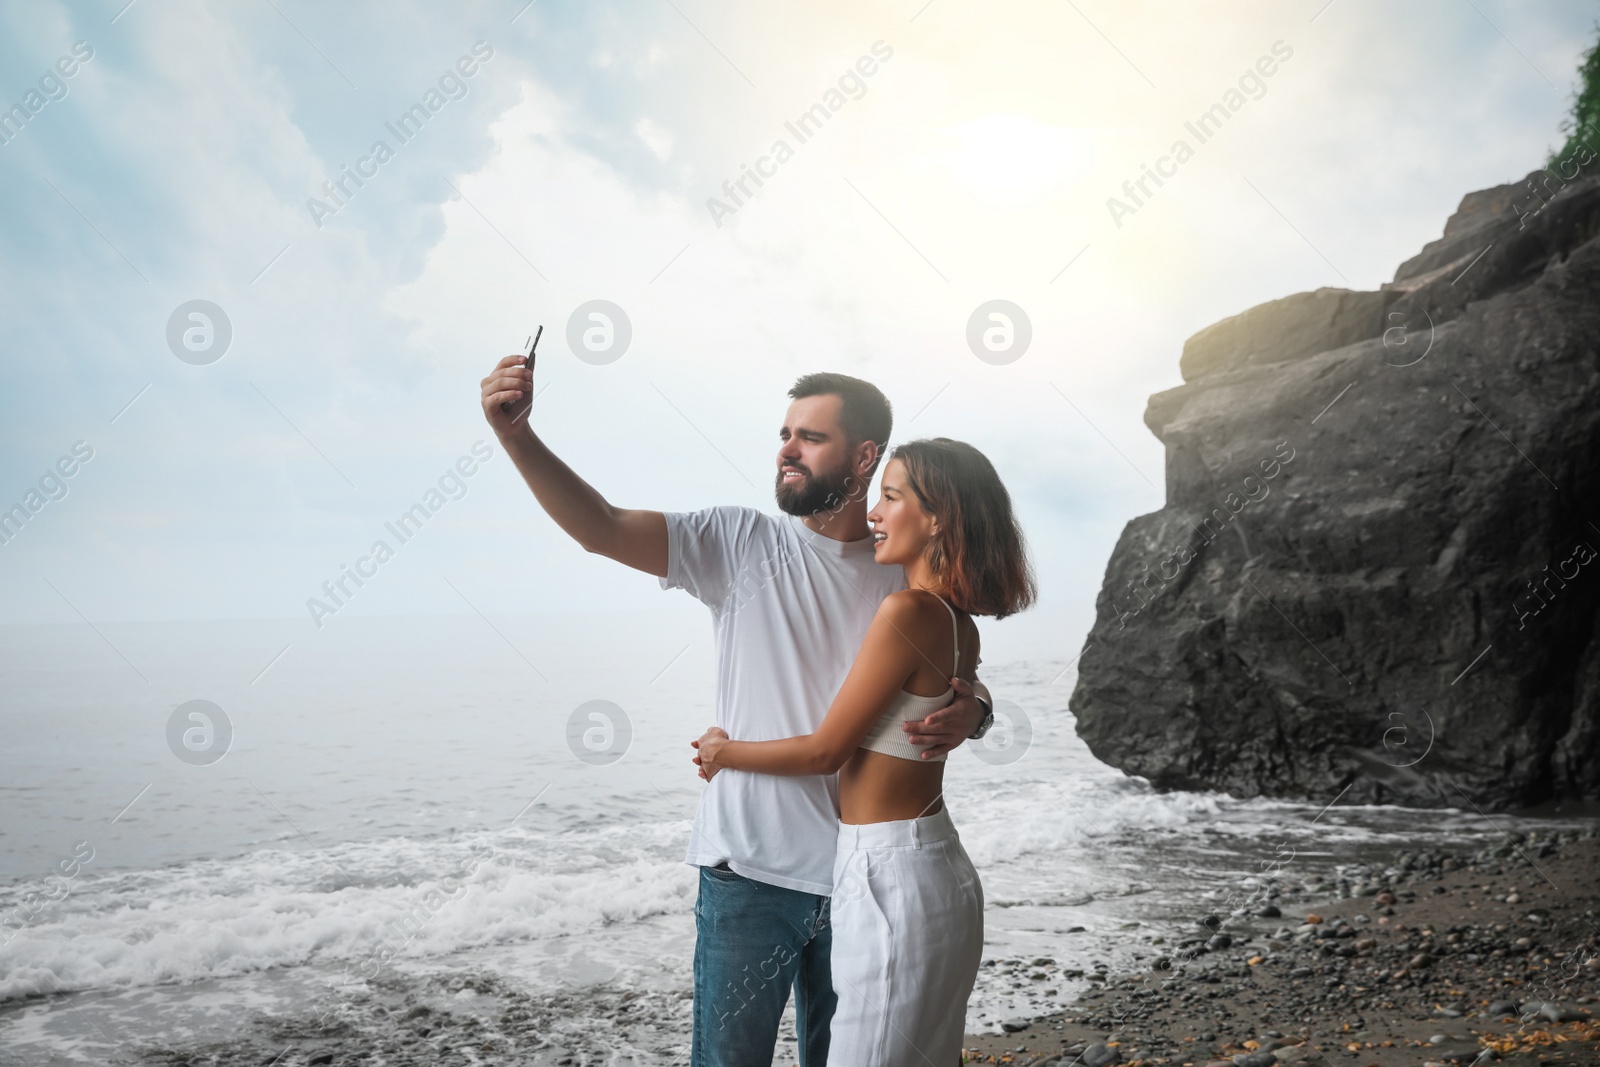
693, 437, 1035, 1066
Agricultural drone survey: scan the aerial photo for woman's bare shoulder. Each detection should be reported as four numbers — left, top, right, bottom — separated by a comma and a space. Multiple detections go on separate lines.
878, 589, 973, 661
878, 588, 947, 622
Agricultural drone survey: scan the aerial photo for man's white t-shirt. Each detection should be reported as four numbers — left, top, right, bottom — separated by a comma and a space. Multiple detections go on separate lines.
660, 505, 907, 895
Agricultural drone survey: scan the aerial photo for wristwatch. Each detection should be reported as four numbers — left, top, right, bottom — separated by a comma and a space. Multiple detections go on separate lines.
970, 696, 994, 739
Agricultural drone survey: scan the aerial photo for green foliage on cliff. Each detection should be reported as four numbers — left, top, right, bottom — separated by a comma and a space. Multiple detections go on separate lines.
1551, 24, 1600, 166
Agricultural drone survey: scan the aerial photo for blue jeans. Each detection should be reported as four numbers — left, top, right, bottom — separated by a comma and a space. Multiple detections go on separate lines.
692, 863, 835, 1067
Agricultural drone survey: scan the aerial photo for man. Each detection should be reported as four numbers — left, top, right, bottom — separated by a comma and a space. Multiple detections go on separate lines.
479, 358, 994, 1066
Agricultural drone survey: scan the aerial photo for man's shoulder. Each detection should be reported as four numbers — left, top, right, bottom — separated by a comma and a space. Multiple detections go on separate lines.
678, 505, 782, 532
670, 505, 790, 551
673, 503, 772, 521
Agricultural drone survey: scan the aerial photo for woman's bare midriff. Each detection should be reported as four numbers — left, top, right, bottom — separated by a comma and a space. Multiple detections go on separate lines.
837, 748, 945, 825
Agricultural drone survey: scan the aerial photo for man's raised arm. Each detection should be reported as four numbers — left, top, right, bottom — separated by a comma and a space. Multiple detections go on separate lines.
481, 353, 667, 577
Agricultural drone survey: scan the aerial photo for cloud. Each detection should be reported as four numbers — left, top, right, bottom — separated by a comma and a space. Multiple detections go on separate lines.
634, 117, 674, 161
0, 0, 1593, 677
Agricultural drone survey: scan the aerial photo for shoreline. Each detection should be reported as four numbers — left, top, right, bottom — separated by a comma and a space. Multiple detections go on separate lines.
5, 817, 1597, 1066
962, 825, 1600, 1067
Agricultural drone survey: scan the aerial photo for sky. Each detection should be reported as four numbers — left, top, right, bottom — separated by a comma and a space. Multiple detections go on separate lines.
0, 0, 1595, 672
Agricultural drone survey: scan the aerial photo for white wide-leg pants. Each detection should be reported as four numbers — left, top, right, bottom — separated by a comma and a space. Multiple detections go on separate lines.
828, 807, 984, 1066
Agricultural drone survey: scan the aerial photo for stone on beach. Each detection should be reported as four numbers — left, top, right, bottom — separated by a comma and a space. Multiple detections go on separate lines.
1079, 1041, 1120, 1066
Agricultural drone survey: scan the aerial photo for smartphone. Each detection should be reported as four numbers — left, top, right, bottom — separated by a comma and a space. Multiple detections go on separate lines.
502, 325, 543, 413
525, 324, 543, 369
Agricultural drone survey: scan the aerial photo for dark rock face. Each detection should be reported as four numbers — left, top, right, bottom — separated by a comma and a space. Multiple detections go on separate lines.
1071, 168, 1600, 809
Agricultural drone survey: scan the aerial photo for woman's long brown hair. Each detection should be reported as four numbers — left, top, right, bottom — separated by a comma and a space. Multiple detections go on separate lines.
891, 438, 1036, 619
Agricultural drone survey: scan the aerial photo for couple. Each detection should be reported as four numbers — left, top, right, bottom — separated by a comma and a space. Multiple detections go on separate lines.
480, 358, 1034, 1066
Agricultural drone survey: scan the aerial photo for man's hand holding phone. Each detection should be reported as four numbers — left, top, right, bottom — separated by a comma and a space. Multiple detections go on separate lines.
480, 327, 541, 438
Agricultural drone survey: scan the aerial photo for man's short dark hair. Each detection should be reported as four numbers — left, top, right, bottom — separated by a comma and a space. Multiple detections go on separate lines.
787, 372, 893, 458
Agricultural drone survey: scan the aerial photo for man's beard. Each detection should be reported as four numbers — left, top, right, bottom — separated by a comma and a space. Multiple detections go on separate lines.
775, 461, 856, 516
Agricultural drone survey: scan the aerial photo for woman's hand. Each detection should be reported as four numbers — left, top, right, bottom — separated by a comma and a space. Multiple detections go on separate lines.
692, 727, 730, 781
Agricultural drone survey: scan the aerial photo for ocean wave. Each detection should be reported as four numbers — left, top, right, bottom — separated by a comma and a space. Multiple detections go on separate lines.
0, 821, 697, 1002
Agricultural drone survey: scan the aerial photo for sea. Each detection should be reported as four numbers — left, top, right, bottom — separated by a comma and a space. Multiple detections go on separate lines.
1, 612, 1590, 1065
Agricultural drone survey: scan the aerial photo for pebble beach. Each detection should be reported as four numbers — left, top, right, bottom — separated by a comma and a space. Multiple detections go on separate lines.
962, 826, 1600, 1067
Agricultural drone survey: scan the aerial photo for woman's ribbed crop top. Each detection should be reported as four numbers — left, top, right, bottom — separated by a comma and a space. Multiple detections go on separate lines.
855, 593, 960, 763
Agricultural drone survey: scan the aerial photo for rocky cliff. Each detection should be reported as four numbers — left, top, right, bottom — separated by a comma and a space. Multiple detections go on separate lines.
1070, 166, 1600, 810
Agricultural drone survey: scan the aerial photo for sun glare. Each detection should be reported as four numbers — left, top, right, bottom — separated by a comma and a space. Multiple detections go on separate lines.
936, 112, 1096, 206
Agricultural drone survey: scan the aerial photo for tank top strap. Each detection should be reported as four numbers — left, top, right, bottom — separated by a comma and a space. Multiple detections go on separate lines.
930, 594, 959, 676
